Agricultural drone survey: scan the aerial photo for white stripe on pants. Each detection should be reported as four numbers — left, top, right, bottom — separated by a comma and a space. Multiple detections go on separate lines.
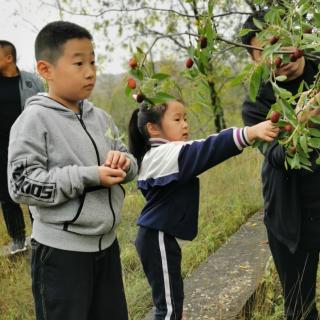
159, 231, 173, 320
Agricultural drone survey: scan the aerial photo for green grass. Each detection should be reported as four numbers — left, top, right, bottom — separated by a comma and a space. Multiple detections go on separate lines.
0, 147, 264, 319
237, 261, 284, 320
238, 258, 320, 320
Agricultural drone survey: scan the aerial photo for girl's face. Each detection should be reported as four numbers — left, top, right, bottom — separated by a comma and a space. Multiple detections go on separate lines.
156, 101, 189, 141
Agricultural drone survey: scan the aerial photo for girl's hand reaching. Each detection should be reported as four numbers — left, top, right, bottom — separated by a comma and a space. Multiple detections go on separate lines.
247, 120, 280, 143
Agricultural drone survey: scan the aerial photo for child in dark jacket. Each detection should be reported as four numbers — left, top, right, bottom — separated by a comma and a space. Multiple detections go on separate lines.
128, 100, 279, 320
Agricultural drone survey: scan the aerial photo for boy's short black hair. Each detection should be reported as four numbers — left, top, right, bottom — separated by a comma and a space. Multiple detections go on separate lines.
241, 11, 267, 54
35, 21, 93, 64
0, 40, 17, 63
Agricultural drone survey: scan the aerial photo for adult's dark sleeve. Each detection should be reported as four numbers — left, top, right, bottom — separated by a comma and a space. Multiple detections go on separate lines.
242, 91, 286, 170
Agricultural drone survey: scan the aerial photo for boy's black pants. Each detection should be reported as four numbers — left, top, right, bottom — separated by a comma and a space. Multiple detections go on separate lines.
0, 143, 25, 240
135, 226, 184, 320
31, 238, 128, 320
267, 229, 319, 320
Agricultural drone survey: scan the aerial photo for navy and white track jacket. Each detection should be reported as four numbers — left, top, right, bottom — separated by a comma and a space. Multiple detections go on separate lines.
137, 127, 251, 241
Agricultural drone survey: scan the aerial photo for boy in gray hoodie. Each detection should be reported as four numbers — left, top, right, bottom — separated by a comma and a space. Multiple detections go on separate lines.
7, 21, 137, 320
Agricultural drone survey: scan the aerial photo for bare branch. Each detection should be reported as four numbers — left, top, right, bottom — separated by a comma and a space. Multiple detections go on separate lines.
191, 0, 200, 23
19, 16, 39, 33
43, 4, 197, 18
213, 11, 254, 18
243, 0, 259, 12
143, 27, 188, 50
43, 2, 253, 21
140, 32, 190, 66
177, 0, 189, 15
217, 36, 320, 60
177, 0, 194, 44
55, 0, 64, 20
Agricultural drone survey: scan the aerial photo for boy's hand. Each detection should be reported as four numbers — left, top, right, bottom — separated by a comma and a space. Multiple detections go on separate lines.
98, 166, 126, 187
104, 151, 131, 171
247, 120, 280, 143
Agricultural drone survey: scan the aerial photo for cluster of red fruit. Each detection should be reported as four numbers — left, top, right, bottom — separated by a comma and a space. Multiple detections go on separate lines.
127, 57, 144, 103
270, 111, 296, 153
185, 36, 208, 69
270, 111, 293, 132
268, 35, 305, 69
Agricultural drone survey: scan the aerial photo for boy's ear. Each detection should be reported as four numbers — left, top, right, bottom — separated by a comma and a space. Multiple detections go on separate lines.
146, 122, 161, 137
6, 54, 13, 64
37, 60, 53, 80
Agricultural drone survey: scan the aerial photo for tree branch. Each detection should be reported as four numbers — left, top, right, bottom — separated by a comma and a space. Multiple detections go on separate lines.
43, 4, 197, 18
213, 11, 254, 18
140, 32, 190, 66
143, 27, 188, 50
43, 2, 253, 20
217, 36, 320, 60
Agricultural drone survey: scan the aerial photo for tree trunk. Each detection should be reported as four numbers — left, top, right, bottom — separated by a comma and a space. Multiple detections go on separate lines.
190, 1, 226, 132
208, 80, 226, 132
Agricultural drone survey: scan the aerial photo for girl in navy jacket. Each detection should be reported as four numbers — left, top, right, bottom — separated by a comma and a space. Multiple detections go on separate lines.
128, 100, 278, 320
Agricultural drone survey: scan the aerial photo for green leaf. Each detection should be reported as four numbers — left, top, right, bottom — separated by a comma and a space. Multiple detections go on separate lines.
316, 156, 320, 165
261, 63, 270, 82
278, 99, 296, 121
229, 72, 247, 86
136, 47, 144, 54
291, 153, 301, 169
297, 3, 311, 15
187, 46, 195, 59
273, 83, 293, 99
302, 34, 320, 42
298, 152, 311, 167
275, 75, 287, 82
208, 0, 213, 15
309, 138, 320, 148
299, 135, 309, 153
264, 7, 285, 25
309, 128, 320, 137
130, 69, 143, 81
262, 42, 282, 59
151, 73, 170, 80
249, 65, 263, 102
186, 67, 199, 79
284, 158, 288, 170
228, 64, 253, 87
253, 18, 264, 30
149, 92, 176, 104
314, 13, 320, 26
286, 155, 293, 168
199, 49, 209, 71
309, 116, 320, 124
125, 86, 132, 97
205, 17, 216, 45
297, 80, 306, 95
239, 28, 254, 37
264, 9, 276, 24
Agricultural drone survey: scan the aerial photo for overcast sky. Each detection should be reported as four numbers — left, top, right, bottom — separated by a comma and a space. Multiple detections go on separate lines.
0, 1, 126, 74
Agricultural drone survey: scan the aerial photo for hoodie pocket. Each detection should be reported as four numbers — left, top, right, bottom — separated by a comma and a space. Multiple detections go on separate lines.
65, 186, 125, 236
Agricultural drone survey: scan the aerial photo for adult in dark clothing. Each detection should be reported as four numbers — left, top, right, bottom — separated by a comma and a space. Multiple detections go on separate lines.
241, 13, 320, 320
0, 40, 44, 254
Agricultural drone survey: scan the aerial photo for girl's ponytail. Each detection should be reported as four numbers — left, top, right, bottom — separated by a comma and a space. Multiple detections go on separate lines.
128, 103, 168, 169
128, 108, 150, 168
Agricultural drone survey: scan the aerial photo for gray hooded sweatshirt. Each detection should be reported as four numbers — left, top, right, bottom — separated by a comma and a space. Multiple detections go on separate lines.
8, 94, 138, 252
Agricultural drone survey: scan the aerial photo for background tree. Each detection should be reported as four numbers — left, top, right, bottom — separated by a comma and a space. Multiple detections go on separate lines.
40, 0, 259, 132
41, 0, 320, 168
